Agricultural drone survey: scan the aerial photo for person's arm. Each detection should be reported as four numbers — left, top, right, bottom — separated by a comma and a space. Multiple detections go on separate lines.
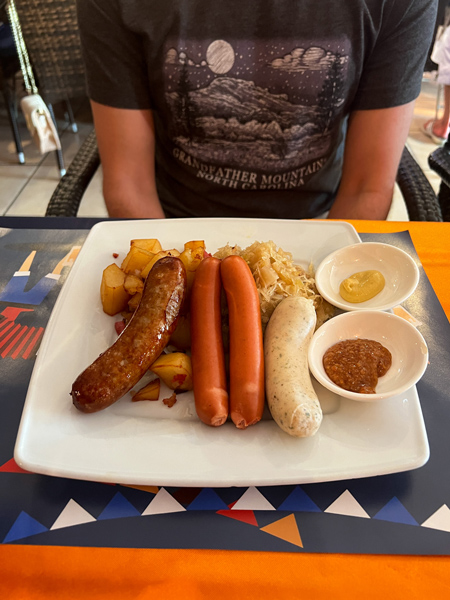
327, 101, 415, 220
91, 100, 165, 219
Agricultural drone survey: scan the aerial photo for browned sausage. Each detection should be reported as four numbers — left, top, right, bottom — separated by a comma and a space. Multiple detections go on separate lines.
220, 255, 265, 429
71, 256, 186, 413
190, 256, 229, 426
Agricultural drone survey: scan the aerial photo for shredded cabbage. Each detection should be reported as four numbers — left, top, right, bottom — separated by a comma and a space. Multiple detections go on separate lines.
214, 240, 334, 331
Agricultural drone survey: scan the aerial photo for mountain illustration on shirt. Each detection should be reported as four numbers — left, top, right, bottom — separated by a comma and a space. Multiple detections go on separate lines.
164, 38, 349, 189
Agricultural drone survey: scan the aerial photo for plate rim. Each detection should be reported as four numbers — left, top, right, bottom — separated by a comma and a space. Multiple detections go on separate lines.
13, 218, 430, 486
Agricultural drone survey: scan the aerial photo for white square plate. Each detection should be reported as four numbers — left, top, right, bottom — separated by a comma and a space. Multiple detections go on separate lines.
14, 218, 429, 486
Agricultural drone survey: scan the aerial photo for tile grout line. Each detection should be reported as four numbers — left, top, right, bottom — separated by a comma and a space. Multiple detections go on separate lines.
2, 156, 46, 216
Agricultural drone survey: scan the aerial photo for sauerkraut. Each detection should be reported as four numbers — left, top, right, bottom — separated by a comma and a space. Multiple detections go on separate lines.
214, 240, 334, 331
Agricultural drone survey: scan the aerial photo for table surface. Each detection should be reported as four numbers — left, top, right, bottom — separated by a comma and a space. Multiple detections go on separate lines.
1, 218, 449, 599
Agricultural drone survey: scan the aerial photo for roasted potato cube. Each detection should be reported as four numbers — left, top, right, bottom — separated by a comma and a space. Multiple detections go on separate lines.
128, 291, 142, 312
132, 379, 161, 402
149, 352, 193, 391
169, 315, 191, 350
100, 263, 132, 316
179, 246, 205, 312
124, 274, 144, 295
121, 246, 155, 275
140, 249, 181, 279
184, 240, 205, 251
179, 246, 205, 273
130, 238, 162, 253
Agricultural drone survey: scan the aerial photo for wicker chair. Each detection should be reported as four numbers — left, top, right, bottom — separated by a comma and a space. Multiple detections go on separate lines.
46, 131, 446, 220
396, 146, 445, 221
428, 139, 450, 222
11, 0, 87, 174
45, 128, 99, 216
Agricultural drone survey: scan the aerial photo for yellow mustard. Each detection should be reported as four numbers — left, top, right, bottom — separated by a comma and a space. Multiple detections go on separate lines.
339, 270, 385, 303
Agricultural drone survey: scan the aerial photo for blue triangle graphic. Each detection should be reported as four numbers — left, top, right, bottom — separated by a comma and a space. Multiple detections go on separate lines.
278, 486, 321, 512
373, 497, 418, 526
97, 492, 141, 520
187, 488, 229, 511
3, 511, 48, 543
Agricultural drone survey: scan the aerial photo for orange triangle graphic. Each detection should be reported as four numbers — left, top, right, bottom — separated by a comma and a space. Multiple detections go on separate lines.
260, 513, 303, 548
0, 458, 31, 473
120, 484, 159, 494
217, 509, 258, 526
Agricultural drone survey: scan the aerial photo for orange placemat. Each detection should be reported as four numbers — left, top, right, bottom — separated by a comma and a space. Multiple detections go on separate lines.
352, 221, 450, 320
1, 545, 450, 599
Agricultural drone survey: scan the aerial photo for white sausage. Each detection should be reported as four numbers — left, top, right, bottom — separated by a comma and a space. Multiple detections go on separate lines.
264, 296, 322, 437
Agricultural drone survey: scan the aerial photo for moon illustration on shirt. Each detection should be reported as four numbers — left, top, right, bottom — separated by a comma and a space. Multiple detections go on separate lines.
206, 40, 235, 74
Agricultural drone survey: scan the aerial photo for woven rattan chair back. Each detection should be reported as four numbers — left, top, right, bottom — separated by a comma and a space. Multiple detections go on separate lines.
429, 142, 450, 222
46, 131, 445, 221
45, 128, 100, 216
396, 146, 443, 221
13, 0, 86, 105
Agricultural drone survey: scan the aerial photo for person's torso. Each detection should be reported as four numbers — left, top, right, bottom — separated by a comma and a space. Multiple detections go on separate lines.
117, 0, 402, 217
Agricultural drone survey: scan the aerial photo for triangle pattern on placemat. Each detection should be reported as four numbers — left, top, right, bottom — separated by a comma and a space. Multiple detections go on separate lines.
171, 487, 202, 506
216, 508, 259, 526
421, 505, 450, 533
232, 487, 276, 511
260, 514, 303, 548
142, 488, 186, 515
120, 484, 159, 495
50, 499, 96, 530
187, 488, 229, 511
3, 511, 48, 543
373, 497, 418, 526
97, 492, 141, 520
325, 490, 370, 518
278, 486, 321, 512
0, 458, 30, 473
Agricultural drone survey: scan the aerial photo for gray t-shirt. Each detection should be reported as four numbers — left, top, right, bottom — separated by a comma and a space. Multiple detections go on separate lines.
77, 0, 437, 218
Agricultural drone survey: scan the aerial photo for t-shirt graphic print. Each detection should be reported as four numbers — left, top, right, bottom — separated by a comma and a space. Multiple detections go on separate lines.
163, 37, 350, 192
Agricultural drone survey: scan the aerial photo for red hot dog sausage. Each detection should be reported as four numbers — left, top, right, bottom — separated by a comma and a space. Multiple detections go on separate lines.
220, 255, 265, 429
71, 256, 186, 413
190, 256, 229, 426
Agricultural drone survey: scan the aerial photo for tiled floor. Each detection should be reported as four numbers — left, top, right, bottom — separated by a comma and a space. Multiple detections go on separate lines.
0, 95, 106, 217
0, 80, 444, 220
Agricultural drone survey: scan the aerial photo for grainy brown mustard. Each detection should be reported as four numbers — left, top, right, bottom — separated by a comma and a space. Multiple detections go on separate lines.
323, 338, 392, 394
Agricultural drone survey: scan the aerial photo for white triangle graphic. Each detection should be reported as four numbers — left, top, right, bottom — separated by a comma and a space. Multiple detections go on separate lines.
232, 487, 275, 511
421, 504, 450, 533
50, 499, 96, 530
325, 490, 370, 519
142, 487, 186, 515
